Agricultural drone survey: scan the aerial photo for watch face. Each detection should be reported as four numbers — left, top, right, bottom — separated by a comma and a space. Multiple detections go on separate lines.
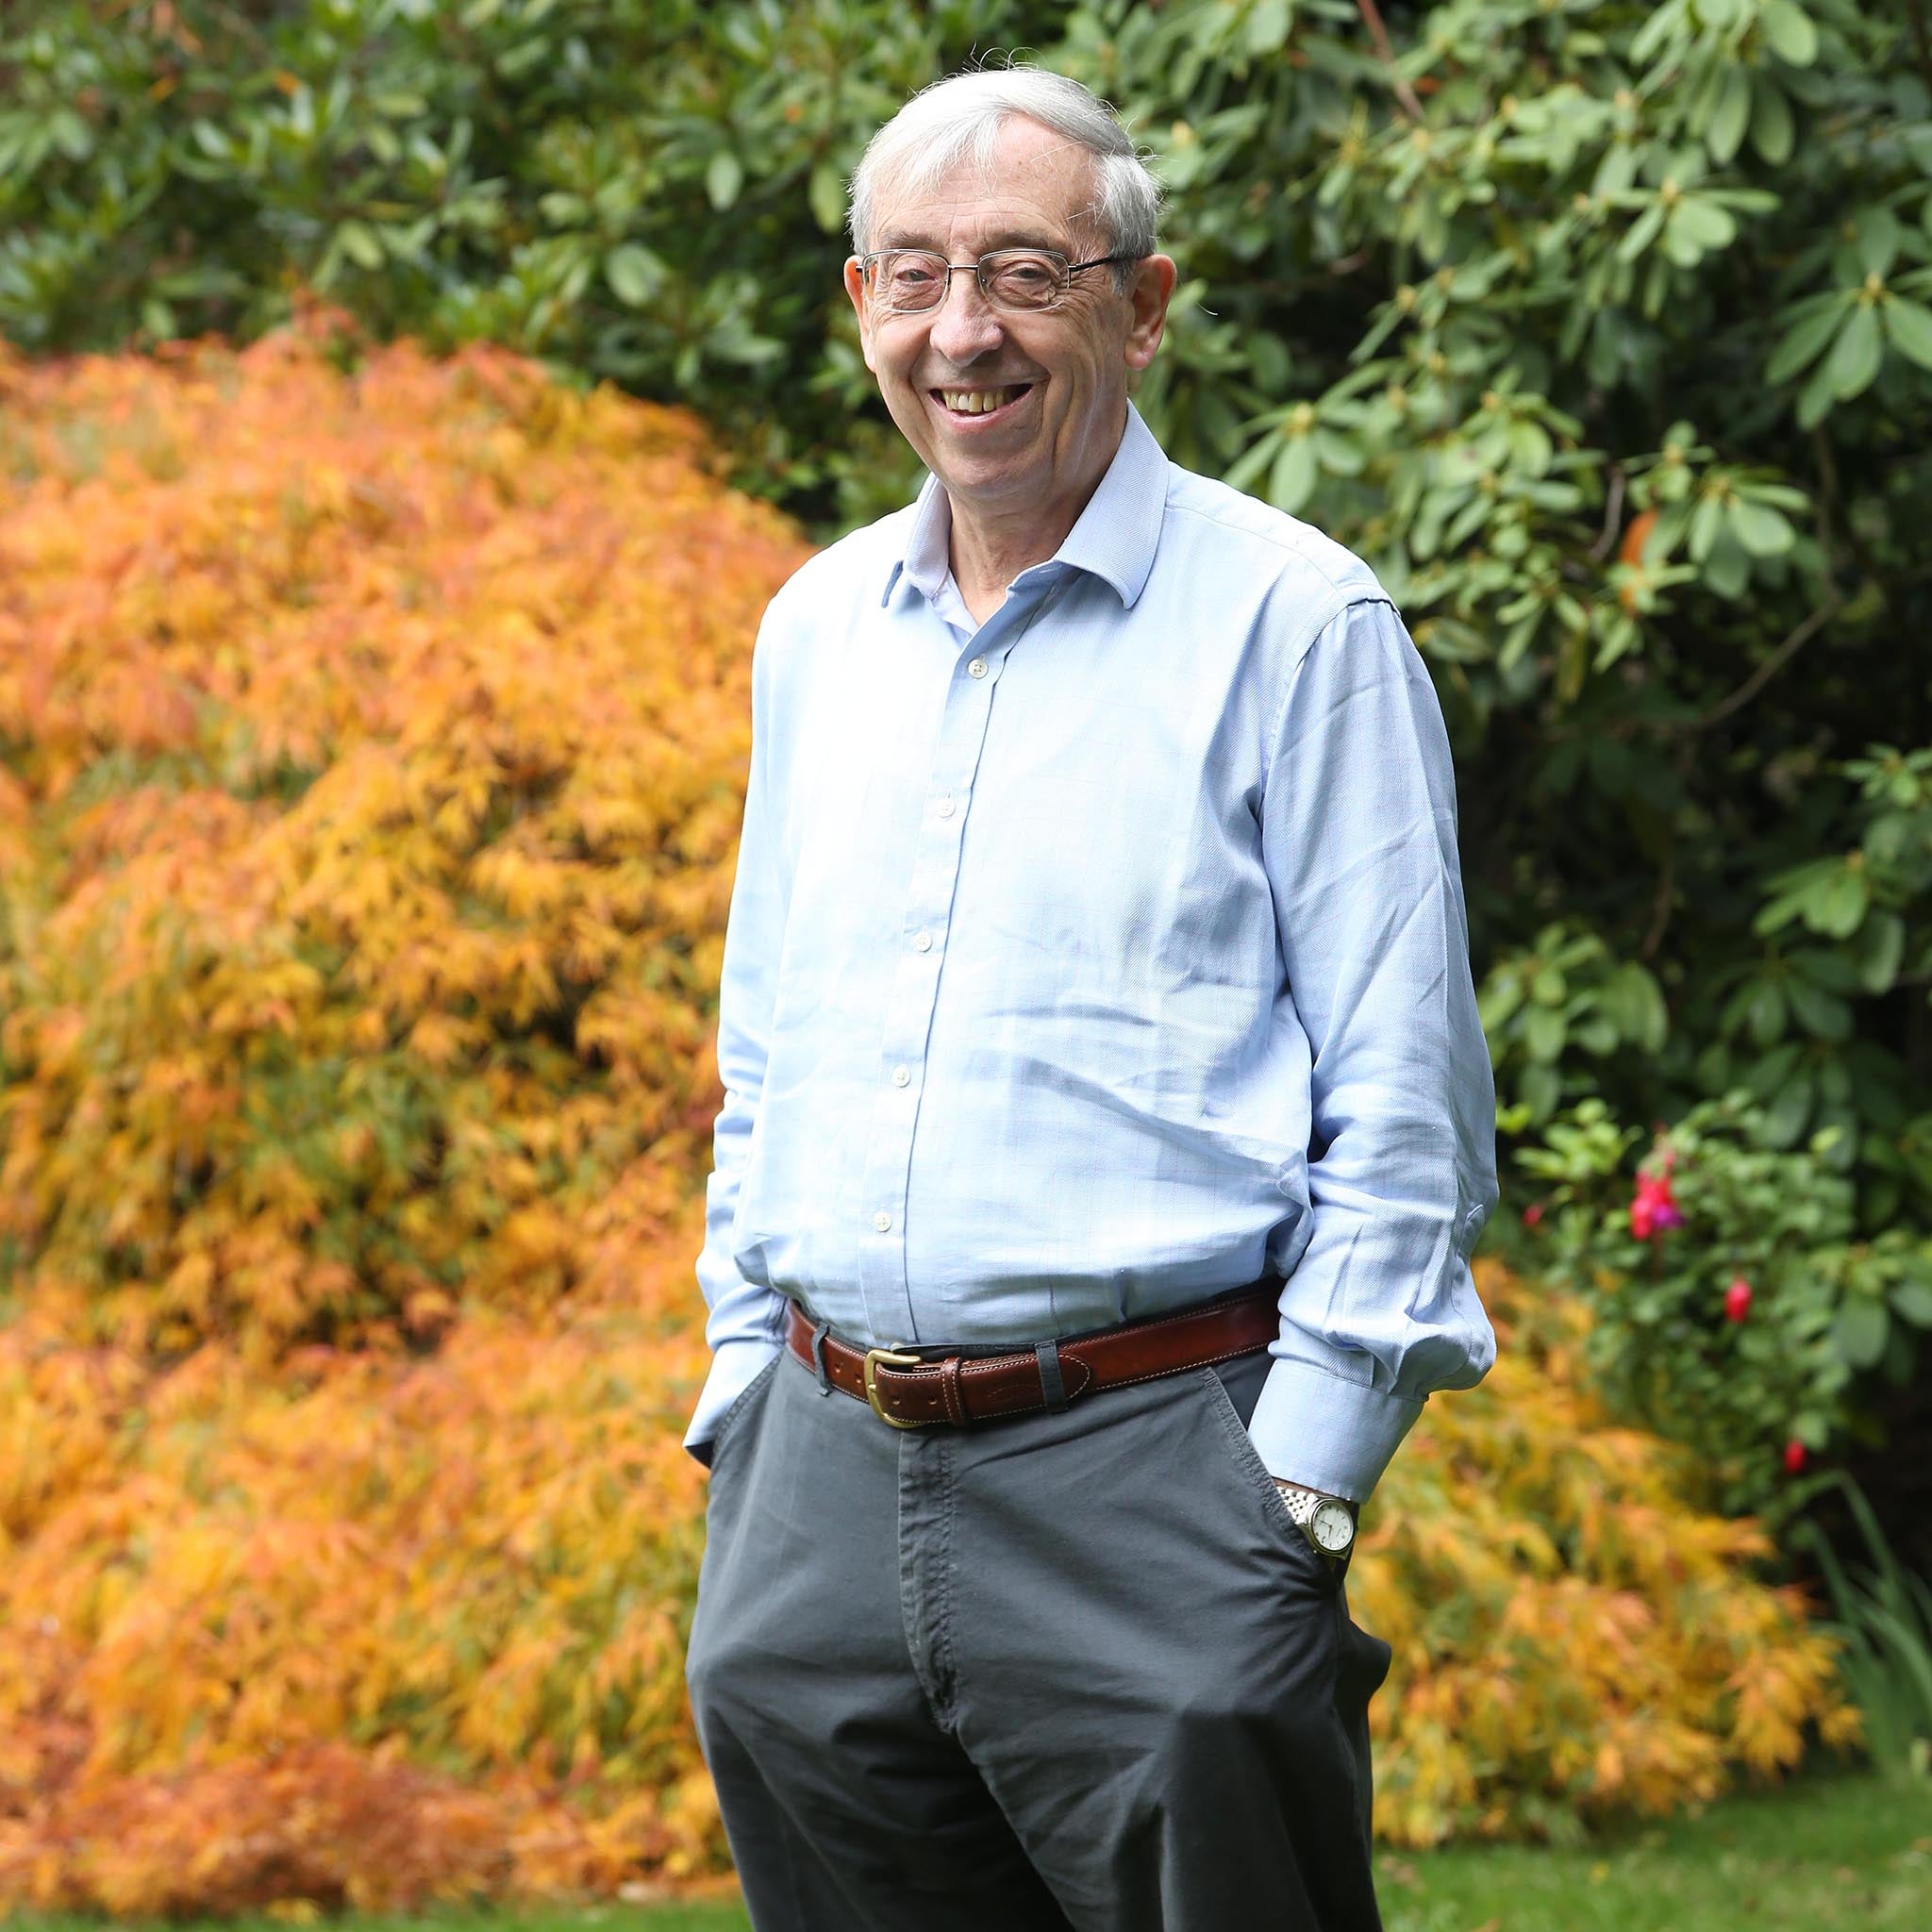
1310, 1499, 1355, 1553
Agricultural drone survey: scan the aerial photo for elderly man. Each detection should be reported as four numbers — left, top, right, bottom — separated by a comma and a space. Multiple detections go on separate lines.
681, 63, 1497, 1932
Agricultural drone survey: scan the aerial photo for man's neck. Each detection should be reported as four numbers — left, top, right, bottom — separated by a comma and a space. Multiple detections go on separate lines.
947, 502, 1074, 621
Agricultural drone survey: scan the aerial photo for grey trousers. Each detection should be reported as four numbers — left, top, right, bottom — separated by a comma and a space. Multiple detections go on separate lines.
685, 1337, 1394, 1930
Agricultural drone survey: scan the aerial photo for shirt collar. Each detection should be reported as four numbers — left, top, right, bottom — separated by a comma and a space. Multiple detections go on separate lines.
880, 399, 1168, 612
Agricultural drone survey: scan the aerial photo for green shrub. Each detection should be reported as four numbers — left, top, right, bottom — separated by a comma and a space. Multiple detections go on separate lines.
1519, 1093, 1932, 1523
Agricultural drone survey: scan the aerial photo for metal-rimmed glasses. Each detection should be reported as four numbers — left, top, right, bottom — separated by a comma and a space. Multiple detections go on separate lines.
858, 246, 1140, 315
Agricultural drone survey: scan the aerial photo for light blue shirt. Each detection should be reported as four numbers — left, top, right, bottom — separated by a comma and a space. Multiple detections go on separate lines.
684, 400, 1497, 1500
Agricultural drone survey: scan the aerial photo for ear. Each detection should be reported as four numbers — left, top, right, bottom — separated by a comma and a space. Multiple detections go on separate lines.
842, 257, 879, 374
1123, 254, 1178, 372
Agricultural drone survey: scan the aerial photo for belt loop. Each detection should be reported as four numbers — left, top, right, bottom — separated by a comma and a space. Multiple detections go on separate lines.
1035, 1339, 1070, 1413
809, 1318, 833, 1396
939, 1356, 967, 1426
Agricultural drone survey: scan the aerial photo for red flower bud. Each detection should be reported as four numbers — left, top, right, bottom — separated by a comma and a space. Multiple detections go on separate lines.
1724, 1276, 1753, 1323
1522, 1202, 1544, 1227
1629, 1170, 1683, 1240
1783, 1438, 1807, 1474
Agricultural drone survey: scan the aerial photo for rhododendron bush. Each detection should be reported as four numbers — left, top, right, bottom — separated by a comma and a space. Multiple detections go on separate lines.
1519, 1094, 1932, 1524
0, 321, 1858, 1913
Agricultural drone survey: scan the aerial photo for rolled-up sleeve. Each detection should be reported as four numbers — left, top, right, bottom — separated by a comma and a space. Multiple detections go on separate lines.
682, 603, 791, 1465
1247, 594, 1499, 1502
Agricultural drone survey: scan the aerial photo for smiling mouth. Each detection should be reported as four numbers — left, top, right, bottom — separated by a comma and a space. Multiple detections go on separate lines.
929, 382, 1035, 420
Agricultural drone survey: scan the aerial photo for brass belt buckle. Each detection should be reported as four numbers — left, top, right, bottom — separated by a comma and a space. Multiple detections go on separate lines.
862, 1346, 928, 1428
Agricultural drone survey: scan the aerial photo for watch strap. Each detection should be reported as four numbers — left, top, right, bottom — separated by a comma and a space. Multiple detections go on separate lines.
1272, 1477, 1357, 1564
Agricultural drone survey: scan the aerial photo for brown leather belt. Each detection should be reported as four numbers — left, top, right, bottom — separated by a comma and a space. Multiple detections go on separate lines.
783, 1285, 1279, 1430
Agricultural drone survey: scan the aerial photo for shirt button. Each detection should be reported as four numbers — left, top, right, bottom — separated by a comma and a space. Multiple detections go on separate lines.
891, 1065, 910, 1087
873, 1209, 892, 1232
968, 656, 988, 678
936, 795, 956, 818
911, 928, 932, 952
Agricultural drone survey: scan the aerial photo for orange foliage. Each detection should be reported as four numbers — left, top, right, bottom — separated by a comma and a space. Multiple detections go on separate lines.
0, 308, 804, 1910
0, 301, 808, 1366
1618, 507, 1657, 566
0, 1207, 731, 1911
0, 316, 1858, 1912
1353, 1257, 1861, 1847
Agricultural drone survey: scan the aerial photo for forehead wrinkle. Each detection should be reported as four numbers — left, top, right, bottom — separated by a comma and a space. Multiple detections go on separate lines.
874, 225, 1073, 256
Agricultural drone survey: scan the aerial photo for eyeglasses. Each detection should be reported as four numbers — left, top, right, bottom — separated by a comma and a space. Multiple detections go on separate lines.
858, 246, 1139, 315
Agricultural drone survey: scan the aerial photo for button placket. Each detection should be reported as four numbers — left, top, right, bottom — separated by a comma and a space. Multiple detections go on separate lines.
854, 591, 1042, 1343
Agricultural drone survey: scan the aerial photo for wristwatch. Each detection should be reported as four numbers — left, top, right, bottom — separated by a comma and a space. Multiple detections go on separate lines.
1272, 1476, 1357, 1569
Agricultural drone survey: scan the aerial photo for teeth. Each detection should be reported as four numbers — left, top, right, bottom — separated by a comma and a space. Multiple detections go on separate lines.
939, 386, 1025, 414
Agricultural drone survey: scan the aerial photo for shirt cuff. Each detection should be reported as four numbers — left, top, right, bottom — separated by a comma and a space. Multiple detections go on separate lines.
682, 1334, 784, 1467
1244, 1354, 1425, 1503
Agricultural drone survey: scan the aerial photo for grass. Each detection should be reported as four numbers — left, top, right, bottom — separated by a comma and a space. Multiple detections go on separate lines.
1372, 1762, 1931, 1930
1789, 1474, 1932, 1785
8, 1765, 1927, 1932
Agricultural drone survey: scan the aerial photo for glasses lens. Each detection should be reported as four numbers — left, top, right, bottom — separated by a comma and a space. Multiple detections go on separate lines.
874, 251, 947, 311
984, 250, 1068, 310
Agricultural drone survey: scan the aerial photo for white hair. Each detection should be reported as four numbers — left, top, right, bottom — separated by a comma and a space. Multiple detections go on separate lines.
847, 64, 1163, 292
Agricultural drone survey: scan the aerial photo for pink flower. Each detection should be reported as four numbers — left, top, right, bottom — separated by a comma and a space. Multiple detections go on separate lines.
1783, 1438, 1807, 1474
1724, 1276, 1753, 1323
1629, 1169, 1683, 1241
1522, 1202, 1545, 1227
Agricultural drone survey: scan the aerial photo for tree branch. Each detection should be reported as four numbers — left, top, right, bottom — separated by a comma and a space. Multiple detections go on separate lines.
1587, 466, 1628, 565
1356, 0, 1425, 123
1691, 598, 1840, 731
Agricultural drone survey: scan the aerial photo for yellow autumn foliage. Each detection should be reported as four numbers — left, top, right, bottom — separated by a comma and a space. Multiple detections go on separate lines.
0, 300, 807, 1368
1357, 1257, 1862, 1846
0, 314, 1859, 1914
0, 1201, 727, 1913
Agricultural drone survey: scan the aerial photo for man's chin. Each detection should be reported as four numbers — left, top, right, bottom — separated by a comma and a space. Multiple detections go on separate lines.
926, 449, 1046, 506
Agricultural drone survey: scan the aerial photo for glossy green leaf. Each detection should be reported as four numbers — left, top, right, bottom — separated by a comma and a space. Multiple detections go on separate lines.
1617, 201, 1666, 263
1728, 498, 1794, 557
1707, 67, 1752, 163
1883, 297, 1932, 372
1856, 912, 1906, 993
1524, 1006, 1568, 1064
1670, 197, 1736, 252
1804, 865, 1872, 939
1763, 1072, 1815, 1146
1767, 299, 1846, 383
1786, 974, 1853, 1041
706, 150, 744, 212
1267, 433, 1319, 515
337, 221, 383, 270
604, 244, 665, 308
1750, 74, 1795, 164
1825, 305, 1883, 400
1833, 1295, 1889, 1369
1759, 0, 1819, 67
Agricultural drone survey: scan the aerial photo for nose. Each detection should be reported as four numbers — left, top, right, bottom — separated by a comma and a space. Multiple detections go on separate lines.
926, 267, 1006, 367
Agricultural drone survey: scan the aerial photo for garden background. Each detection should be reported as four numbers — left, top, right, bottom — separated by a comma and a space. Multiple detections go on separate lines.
1, 0, 1929, 1919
